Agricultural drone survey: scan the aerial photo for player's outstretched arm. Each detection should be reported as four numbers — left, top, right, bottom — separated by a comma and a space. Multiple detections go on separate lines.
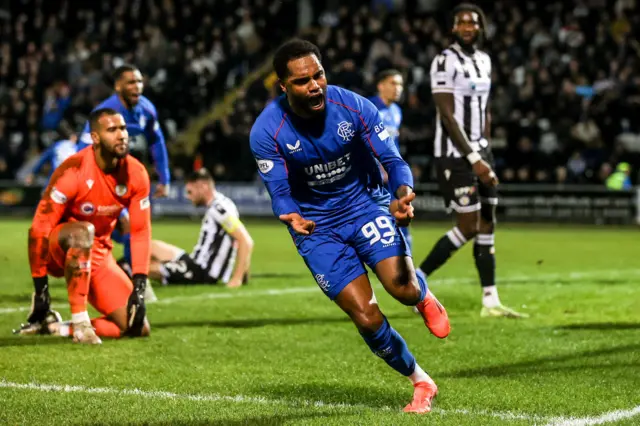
225, 220, 254, 288
430, 55, 497, 187
249, 123, 313, 232
146, 105, 170, 198
77, 120, 93, 152
27, 167, 78, 322
279, 213, 315, 235
125, 165, 152, 334
355, 95, 414, 198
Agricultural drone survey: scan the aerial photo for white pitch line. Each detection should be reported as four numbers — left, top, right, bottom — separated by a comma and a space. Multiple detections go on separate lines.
544, 405, 640, 426
1, 268, 639, 316
0, 379, 553, 422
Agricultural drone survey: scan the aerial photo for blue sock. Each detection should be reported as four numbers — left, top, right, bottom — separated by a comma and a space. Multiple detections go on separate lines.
415, 267, 428, 301
122, 233, 132, 265
111, 229, 123, 244
360, 317, 416, 376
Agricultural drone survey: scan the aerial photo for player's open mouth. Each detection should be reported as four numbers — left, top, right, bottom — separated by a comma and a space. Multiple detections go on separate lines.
309, 95, 324, 110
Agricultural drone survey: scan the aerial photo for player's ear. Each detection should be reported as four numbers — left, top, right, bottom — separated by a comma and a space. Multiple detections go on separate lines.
278, 80, 286, 94
90, 131, 100, 145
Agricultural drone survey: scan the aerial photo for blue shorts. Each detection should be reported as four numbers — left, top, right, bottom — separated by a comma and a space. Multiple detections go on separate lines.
294, 205, 411, 300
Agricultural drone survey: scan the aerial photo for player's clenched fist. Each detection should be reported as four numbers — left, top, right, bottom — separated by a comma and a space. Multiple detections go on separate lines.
390, 192, 415, 227
279, 213, 316, 235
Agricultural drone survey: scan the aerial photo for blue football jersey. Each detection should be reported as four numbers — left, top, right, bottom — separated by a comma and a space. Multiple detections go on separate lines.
250, 85, 413, 226
77, 94, 170, 185
368, 96, 403, 150
32, 139, 77, 180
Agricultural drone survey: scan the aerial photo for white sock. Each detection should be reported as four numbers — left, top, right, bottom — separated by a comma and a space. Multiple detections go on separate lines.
482, 285, 501, 308
71, 311, 90, 324
408, 363, 431, 385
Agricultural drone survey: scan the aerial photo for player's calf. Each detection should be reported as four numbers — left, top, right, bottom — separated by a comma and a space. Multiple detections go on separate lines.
93, 306, 150, 338
375, 257, 423, 306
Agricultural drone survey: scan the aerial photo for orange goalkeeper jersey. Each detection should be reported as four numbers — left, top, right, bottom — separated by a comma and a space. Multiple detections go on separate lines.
28, 147, 151, 277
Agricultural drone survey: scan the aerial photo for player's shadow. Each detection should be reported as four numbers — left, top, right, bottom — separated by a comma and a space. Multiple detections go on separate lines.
251, 382, 402, 410
442, 343, 640, 379
0, 295, 67, 304
250, 272, 309, 279
0, 336, 71, 347
133, 411, 344, 426
556, 322, 640, 331
152, 314, 412, 330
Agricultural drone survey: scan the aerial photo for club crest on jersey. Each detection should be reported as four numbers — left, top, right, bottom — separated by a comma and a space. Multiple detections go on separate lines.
139, 115, 147, 128
286, 140, 302, 153
337, 121, 355, 142
115, 185, 128, 196
80, 202, 95, 215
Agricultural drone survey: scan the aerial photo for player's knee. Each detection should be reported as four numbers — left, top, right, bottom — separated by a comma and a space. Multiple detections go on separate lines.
457, 220, 479, 240
65, 222, 95, 249
479, 205, 496, 229
351, 305, 384, 333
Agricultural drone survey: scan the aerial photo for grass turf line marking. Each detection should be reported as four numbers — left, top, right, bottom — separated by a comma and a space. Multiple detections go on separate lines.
0, 379, 554, 421
1, 268, 639, 316
544, 405, 640, 426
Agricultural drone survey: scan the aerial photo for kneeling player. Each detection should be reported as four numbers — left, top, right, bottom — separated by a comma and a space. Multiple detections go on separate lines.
149, 169, 253, 288
18, 108, 152, 344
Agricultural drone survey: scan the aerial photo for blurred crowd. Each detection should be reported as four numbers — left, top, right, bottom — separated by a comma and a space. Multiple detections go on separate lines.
0, 0, 298, 180
203, 0, 640, 186
1, 0, 639, 187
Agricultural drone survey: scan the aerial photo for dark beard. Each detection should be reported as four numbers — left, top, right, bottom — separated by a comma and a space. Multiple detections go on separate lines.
453, 33, 479, 53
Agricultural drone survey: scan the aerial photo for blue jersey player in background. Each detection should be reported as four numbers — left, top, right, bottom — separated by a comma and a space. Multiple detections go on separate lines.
78, 65, 170, 275
25, 134, 78, 187
250, 39, 450, 414
368, 69, 413, 249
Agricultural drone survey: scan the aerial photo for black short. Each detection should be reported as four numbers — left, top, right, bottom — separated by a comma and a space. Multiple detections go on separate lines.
435, 149, 498, 213
161, 254, 217, 285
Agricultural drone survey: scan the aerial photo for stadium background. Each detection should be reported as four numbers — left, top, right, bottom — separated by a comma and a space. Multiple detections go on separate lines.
0, 0, 638, 192
1, 1, 639, 424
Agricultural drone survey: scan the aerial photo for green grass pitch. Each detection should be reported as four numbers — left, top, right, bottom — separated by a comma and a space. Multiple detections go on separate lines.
0, 218, 639, 425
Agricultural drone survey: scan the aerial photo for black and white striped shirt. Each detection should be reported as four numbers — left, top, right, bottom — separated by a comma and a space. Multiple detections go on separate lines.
190, 192, 240, 283
430, 43, 492, 158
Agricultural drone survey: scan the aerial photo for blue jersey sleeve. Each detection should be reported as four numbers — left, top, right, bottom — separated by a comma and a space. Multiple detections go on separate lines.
249, 122, 301, 218
32, 145, 55, 174
355, 96, 413, 196
77, 120, 92, 151
145, 103, 170, 185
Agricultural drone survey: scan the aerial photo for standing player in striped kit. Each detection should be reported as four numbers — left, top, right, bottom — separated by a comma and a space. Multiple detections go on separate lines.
148, 169, 253, 288
418, 4, 527, 318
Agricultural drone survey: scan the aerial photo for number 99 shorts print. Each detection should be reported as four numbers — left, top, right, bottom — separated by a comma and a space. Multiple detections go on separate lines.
294, 205, 411, 300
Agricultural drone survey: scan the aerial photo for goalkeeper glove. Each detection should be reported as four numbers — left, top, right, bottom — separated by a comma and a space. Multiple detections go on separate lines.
126, 274, 147, 336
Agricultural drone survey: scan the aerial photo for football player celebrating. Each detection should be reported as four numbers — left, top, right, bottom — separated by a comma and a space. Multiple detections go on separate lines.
77, 65, 170, 275
250, 39, 449, 414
